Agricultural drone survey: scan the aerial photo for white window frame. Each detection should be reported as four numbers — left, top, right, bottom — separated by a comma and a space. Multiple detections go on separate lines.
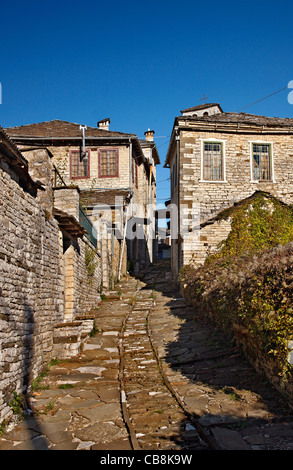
199, 138, 227, 183
249, 141, 275, 183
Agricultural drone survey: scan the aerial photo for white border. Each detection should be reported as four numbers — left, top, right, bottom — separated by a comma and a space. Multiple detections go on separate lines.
199, 138, 227, 183
249, 141, 275, 183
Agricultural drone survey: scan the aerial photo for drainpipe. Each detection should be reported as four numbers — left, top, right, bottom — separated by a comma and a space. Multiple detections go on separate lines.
129, 139, 133, 259
79, 125, 87, 157
111, 228, 115, 289
118, 203, 129, 281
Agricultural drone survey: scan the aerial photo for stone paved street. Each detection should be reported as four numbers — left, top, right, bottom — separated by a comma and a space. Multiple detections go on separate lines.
1, 260, 293, 450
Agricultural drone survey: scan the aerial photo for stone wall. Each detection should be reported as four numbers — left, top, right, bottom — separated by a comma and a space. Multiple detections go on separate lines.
0, 148, 103, 424
0, 163, 63, 421
53, 186, 102, 345
182, 218, 232, 269
53, 235, 102, 359
60, 236, 102, 322
51, 145, 132, 190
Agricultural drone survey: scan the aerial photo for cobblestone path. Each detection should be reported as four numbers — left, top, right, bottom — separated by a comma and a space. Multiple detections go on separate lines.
120, 289, 207, 450
1, 260, 293, 450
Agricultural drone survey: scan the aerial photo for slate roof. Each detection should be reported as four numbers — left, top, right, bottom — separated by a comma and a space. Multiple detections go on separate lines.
164, 107, 293, 167
178, 111, 293, 128
5, 119, 148, 163
5, 119, 163, 167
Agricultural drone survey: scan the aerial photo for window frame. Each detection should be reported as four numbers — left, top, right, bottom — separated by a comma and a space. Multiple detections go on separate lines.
98, 148, 119, 178
249, 141, 275, 183
200, 138, 227, 183
70, 148, 90, 179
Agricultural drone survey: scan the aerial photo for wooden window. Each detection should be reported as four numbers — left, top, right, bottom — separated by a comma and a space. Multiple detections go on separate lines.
252, 143, 272, 181
99, 149, 118, 177
70, 149, 90, 179
203, 142, 223, 181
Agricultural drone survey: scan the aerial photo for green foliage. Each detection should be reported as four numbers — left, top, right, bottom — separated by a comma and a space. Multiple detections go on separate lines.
31, 371, 50, 392
10, 392, 24, 416
85, 245, 99, 283
89, 320, 98, 336
31, 358, 61, 392
58, 383, 74, 389
0, 419, 8, 437
206, 193, 293, 266
179, 193, 293, 383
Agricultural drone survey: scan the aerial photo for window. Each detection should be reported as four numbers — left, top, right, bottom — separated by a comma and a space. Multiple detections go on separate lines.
252, 143, 272, 181
202, 141, 224, 181
70, 149, 90, 178
99, 149, 118, 177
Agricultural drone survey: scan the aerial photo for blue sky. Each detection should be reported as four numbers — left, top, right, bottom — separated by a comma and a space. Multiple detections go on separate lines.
1, 0, 293, 205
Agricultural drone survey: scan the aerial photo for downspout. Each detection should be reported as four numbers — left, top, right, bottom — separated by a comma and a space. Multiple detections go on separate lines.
129, 139, 133, 258
175, 131, 181, 275
118, 204, 129, 281
79, 125, 87, 157
118, 139, 133, 280
148, 162, 153, 263
111, 228, 115, 289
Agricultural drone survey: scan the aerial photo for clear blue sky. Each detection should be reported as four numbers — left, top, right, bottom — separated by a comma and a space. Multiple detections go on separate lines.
1, 0, 293, 206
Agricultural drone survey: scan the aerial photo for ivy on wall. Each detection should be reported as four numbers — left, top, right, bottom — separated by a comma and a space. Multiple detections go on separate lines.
85, 244, 99, 284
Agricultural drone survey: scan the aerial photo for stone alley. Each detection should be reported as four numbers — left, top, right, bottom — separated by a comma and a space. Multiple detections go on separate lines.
1, 260, 293, 451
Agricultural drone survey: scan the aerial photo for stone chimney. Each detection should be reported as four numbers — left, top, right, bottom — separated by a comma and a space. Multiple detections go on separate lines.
144, 129, 155, 142
97, 118, 110, 131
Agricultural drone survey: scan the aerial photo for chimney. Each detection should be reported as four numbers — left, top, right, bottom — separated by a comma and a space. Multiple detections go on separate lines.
98, 118, 110, 131
144, 128, 155, 142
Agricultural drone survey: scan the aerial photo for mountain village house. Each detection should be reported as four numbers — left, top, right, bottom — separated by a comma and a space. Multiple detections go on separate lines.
164, 103, 293, 278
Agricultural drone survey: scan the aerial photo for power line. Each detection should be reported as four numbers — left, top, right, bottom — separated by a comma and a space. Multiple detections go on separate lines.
235, 86, 288, 112
156, 177, 170, 183
156, 138, 171, 148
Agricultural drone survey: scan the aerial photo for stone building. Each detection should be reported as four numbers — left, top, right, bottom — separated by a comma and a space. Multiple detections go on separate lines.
6, 119, 160, 278
164, 103, 293, 278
